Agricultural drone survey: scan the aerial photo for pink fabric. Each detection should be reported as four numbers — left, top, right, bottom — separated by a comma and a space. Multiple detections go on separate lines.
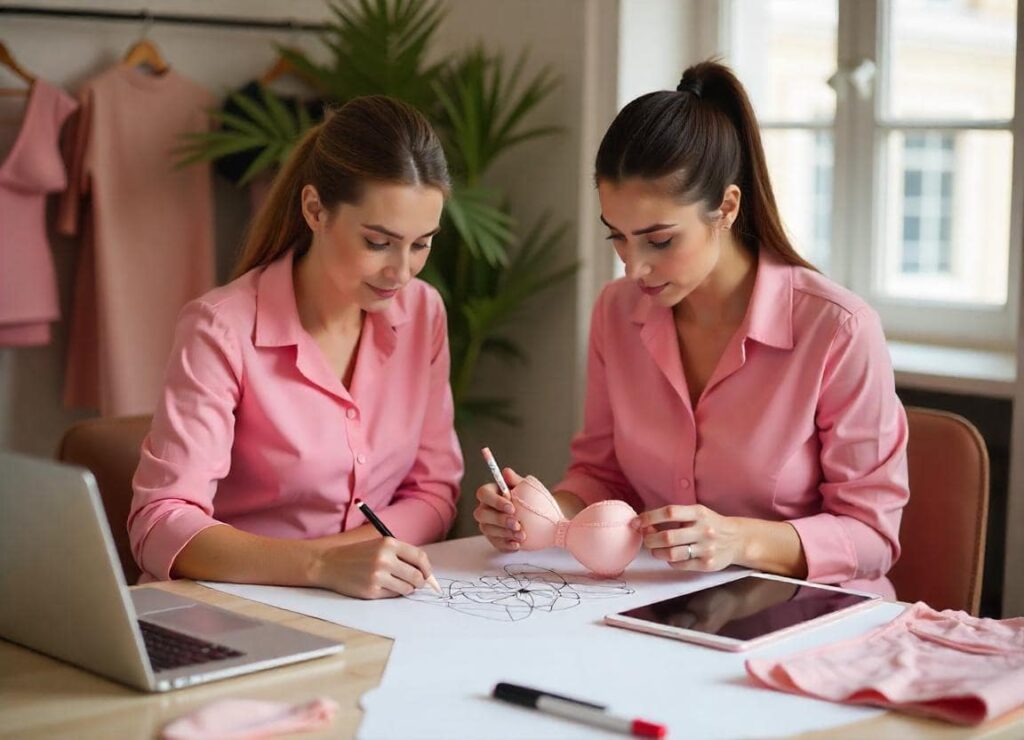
161, 697, 338, 739
512, 474, 641, 576
129, 250, 463, 581
58, 65, 215, 415
555, 248, 909, 592
746, 602, 1024, 725
0, 79, 78, 346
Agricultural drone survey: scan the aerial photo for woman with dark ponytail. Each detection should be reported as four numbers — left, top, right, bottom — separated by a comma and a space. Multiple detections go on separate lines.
129, 96, 463, 599
475, 62, 908, 596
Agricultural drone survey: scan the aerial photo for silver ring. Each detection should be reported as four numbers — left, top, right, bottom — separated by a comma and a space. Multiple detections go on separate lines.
686, 544, 694, 560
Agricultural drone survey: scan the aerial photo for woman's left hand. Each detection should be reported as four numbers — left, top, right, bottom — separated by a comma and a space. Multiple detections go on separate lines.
633, 504, 748, 571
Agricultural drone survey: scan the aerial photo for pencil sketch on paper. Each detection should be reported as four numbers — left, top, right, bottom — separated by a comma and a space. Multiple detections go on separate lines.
404, 564, 635, 622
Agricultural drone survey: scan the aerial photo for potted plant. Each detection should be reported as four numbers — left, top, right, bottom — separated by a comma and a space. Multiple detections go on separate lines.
178, 0, 575, 428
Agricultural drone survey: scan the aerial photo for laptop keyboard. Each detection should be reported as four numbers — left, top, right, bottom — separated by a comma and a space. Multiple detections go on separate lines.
139, 620, 245, 672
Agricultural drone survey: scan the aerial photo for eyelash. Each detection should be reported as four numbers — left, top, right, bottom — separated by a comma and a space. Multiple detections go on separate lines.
364, 239, 431, 251
604, 234, 673, 249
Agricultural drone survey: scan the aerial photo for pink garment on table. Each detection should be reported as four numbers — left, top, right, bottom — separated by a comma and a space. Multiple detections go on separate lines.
746, 602, 1024, 725
0, 79, 78, 346
511, 474, 641, 576
161, 697, 339, 739
129, 250, 464, 581
555, 248, 909, 595
58, 65, 215, 416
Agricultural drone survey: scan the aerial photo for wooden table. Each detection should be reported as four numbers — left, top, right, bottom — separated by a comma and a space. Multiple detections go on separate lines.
1, 581, 1022, 739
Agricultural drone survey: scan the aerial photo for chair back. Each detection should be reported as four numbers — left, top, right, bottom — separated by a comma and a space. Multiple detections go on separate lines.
889, 407, 989, 614
56, 415, 152, 584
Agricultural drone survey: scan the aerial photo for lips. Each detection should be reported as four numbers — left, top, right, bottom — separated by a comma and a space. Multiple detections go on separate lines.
639, 283, 667, 296
368, 284, 399, 299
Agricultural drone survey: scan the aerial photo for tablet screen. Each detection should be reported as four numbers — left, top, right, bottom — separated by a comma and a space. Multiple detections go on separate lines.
615, 575, 874, 641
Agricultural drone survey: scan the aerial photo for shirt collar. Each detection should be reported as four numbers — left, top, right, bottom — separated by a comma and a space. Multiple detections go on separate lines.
255, 250, 411, 349
628, 246, 794, 350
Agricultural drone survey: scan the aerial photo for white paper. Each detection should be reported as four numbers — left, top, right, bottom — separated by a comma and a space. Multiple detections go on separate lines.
203, 536, 752, 640
202, 536, 904, 739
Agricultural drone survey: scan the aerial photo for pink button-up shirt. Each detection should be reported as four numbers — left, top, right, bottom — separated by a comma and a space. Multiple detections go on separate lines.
129, 251, 463, 580
555, 248, 909, 589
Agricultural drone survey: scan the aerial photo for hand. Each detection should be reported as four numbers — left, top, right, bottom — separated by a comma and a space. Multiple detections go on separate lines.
311, 537, 436, 599
473, 467, 527, 552
633, 504, 747, 572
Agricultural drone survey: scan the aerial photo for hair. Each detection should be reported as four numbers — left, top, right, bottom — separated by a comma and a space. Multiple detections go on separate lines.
232, 95, 451, 279
594, 60, 816, 271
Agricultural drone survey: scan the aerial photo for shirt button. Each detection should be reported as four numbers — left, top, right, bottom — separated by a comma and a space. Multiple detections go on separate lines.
357, 454, 367, 464
679, 478, 691, 489
346, 408, 357, 420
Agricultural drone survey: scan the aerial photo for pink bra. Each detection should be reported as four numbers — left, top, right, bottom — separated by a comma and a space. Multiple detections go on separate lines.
510, 476, 641, 576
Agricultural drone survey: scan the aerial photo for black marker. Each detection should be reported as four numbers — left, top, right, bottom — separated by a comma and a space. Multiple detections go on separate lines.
491, 682, 666, 737
354, 498, 442, 594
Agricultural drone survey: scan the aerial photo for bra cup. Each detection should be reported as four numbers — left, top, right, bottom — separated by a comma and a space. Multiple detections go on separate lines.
565, 500, 642, 577
510, 475, 564, 551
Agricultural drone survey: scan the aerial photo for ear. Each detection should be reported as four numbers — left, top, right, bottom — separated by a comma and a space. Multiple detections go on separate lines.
717, 185, 742, 230
300, 184, 325, 232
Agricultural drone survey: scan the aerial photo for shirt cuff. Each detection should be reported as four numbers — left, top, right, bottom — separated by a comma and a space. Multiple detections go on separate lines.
136, 508, 223, 581
787, 512, 858, 584
376, 496, 449, 546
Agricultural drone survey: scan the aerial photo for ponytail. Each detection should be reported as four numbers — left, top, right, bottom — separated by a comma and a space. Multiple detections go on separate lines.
595, 60, 816, 271
232, 95, 452, 280
233, 125, 321, 279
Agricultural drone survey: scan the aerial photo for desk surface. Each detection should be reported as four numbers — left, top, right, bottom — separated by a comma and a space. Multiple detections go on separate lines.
1, 581, 1022, 739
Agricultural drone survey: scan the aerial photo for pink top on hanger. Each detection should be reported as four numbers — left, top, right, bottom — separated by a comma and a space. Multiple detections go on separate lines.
0, 79, 78, 346
555, 248, 909, 595
746, 602, 1024, 725
58, 65, 215, 416
128, 251, 464, 582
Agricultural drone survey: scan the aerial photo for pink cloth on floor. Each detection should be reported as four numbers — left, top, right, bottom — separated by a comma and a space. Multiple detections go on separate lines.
161, 697, 339, 739
746, 602, 1024, 725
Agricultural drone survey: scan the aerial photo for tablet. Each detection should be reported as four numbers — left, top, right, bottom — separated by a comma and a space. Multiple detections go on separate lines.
604, 573, 881, 651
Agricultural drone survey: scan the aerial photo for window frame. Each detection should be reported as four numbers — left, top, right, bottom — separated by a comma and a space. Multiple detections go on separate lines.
718, 0, 1024, 350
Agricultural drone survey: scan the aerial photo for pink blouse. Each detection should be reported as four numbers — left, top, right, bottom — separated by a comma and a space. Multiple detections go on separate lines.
0, 80, 77, 345
555, 248, 909, 591
129, 251, 464, 580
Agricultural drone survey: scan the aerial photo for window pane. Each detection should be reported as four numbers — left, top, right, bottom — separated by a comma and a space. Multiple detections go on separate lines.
886, 0, 1017, 120
762, 129, 833, 270
878, 130, 1010, 305
730, 0, 838, 121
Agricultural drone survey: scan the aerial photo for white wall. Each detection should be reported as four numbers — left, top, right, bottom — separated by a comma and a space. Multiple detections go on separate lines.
0, 0, 622, 536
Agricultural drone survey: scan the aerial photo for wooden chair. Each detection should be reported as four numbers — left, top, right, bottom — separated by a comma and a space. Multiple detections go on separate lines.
56, 415, 153, 584
889, 407, 989, 614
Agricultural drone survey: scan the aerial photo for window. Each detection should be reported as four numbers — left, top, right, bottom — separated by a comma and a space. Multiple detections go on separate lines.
724, 0, 1021, 348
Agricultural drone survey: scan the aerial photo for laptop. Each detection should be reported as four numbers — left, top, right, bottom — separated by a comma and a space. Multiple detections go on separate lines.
0, 451, 344, 692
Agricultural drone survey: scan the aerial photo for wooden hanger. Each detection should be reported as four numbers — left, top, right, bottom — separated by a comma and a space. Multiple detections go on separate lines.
0, 40, 36, 97
122, 38, 169, 74
259, 54, 295, 86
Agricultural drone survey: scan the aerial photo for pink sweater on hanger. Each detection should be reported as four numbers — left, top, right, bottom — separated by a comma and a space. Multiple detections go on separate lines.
58, 65, 215, 416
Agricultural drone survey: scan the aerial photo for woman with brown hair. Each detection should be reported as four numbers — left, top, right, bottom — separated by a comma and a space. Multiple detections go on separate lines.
475, 61, 909, 596
129, 96, 462, 599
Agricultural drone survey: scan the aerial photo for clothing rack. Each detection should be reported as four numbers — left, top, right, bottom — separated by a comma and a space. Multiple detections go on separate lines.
0, 5, 330, 33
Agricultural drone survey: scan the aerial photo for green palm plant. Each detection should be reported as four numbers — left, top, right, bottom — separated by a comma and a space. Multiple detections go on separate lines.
177, 0, 575, 427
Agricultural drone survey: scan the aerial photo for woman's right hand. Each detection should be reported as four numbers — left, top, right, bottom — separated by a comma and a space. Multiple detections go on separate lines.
474, 467, 527, 552
311, 537, 436, 599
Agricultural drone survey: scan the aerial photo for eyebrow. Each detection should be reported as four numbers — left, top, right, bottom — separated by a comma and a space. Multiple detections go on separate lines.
362, 223, 442, 240
599, 215, 677, 236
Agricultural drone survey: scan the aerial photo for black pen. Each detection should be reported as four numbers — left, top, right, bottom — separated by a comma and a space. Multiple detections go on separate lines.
354, 498, 442, 594
492, 682, 666, 737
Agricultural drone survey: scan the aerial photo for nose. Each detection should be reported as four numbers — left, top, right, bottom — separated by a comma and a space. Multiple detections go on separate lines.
623, 249, 650, 282
384, 248, 412, 285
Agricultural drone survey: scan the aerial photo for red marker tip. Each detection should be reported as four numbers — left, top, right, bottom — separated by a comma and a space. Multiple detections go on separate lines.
632, 719, 667, 738
354, 498, 363, 506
